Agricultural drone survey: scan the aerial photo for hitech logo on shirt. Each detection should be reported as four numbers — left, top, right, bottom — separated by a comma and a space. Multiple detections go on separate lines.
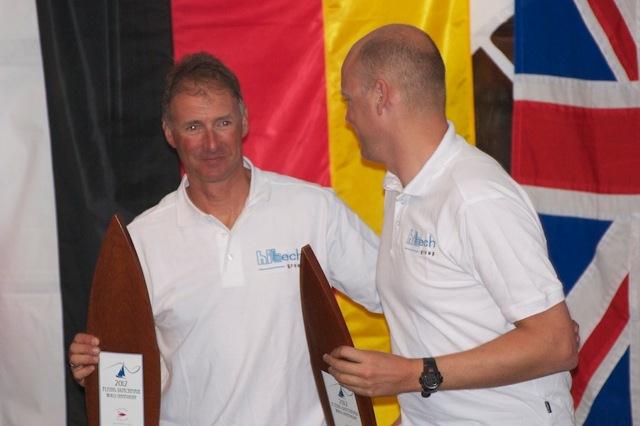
405, 229, 437, 257
256, 248, 301, 270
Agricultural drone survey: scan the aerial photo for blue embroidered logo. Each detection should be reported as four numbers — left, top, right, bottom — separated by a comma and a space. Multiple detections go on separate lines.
405, 229, 437, 256
256, 248, 301, 270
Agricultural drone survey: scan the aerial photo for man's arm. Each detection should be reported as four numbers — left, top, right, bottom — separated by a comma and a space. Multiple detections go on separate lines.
324, 191, 382, 313
323, 301, 578, 397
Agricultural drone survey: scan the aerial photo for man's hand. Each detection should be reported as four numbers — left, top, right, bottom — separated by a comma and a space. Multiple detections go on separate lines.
323, 346, 422, 397
68, 333, 100, 387
573, 319, 581, 347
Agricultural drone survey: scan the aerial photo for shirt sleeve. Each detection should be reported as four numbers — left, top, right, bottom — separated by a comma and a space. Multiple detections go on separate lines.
457, 195, 565, 323
324, 191, 383, 313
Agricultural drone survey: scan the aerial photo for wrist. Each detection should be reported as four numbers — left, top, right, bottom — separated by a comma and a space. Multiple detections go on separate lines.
406, 358, 425, 393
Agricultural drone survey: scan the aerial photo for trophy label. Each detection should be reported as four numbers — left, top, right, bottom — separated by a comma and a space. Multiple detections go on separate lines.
99, 352, 144, 426
321, 370, 362, 426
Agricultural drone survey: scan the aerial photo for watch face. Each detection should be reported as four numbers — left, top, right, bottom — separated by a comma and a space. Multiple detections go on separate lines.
420, 358, 442, 397
421, 373, 439, 390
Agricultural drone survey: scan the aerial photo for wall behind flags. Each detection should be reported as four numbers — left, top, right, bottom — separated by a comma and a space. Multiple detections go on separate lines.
1, 0, 638, 425
0, 0, 65, 424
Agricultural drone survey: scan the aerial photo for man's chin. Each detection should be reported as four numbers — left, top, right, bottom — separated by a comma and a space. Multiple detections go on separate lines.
358, 147, 384, 168
203, 166, 248, 184
360, 156, 386, 171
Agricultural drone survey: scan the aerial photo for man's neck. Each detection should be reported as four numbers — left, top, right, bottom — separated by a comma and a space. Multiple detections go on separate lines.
186, 167, 251, 229
389, 117, 448, 187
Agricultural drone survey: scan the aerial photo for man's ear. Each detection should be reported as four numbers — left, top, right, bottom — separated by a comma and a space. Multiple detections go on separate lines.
162, 120, 176, 149
241, 106, 249, 138
374, 79, 389, 115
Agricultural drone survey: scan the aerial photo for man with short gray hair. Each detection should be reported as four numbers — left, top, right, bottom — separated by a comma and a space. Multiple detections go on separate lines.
69, 52, 381, 425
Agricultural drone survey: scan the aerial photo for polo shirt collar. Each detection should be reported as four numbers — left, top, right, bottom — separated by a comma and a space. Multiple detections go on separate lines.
176, 156, 271, 226
383, 121, 462, 196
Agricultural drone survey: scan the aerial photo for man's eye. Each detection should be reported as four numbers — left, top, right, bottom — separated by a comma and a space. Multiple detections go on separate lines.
186, 123, 199, 131
220, 120, 231, 127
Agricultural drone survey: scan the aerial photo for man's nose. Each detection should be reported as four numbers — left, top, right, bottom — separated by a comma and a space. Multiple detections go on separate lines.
204, 128, 220, 149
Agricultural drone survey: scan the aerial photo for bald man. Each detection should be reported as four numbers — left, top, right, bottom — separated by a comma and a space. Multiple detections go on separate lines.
324, 24, 578, 425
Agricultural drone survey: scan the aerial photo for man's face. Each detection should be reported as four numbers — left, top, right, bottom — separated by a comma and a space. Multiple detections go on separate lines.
163, 85, 248, 188
341, 58, 382, 163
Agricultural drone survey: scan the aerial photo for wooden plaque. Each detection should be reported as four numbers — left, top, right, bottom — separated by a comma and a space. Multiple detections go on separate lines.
300, 245, 377, 426
85, 214, 160, 425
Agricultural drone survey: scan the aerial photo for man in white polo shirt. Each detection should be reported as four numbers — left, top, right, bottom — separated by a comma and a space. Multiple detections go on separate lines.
324, 24, 579, 425
68, 52, 381, 425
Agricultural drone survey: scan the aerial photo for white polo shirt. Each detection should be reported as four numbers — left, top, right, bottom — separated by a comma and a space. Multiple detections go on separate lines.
128, 158, 381, 426
377, 124, 574, 425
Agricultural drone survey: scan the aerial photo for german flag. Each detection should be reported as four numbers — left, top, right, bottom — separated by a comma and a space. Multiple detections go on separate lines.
3, 0, 472, 423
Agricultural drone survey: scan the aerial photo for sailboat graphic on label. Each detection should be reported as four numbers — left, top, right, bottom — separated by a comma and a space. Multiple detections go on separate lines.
116, 364, 126, 378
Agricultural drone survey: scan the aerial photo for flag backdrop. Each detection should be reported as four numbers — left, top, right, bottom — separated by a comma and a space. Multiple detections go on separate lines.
3, 0, 472, 424
513, 0, 640, 424
169, 0, 474, 423
4, 0, 638, 425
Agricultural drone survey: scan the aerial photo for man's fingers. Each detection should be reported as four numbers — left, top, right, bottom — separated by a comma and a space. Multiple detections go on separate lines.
69, 333, 100, 363
326, 367, 367, 391
69, 352, 99, 368
72, 333, 100, 346
69, 341, 100, 355
327, 345, 364, 362
69, 339, 100, 373
71, 365, 95, 387
72, 365, 95, 378
323, 352, 365, 377
323, 348, 380, 393
571, 320, 581, 345
68, 332, 101, 387
68, 343, 100, 371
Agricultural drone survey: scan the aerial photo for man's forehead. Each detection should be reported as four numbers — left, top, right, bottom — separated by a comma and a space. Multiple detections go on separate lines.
168, 87, 241, 115
167, 85, 244, 120
176, 80, 232, 98
341, 54, 364, 94
341, 52, 357, 82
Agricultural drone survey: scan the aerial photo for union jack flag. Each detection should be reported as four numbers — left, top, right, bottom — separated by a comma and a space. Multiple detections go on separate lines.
513, 0, 640, 424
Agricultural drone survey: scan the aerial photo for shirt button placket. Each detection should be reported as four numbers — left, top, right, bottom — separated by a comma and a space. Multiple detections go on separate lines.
392, 194, 406, 253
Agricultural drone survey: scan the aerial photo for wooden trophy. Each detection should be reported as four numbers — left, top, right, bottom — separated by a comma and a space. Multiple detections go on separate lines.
85, 214, 160, 426
300, 245, 377, 426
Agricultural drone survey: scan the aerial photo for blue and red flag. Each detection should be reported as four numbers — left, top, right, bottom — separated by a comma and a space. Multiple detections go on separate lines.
513, 0, 640, 424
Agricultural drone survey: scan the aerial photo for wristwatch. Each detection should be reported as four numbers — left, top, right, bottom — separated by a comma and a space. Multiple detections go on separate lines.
419, 357, 443, 398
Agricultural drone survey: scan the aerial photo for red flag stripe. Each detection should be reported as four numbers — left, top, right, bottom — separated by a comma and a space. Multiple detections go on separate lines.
587, 0, 638, 81
512, 100, 640, 194
570, 276, 629, 407
170, 0, 330, 185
